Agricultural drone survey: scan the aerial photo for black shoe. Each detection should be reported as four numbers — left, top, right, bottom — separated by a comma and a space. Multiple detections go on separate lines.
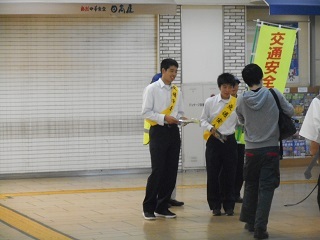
244, 223, 254, 232
235, 197, 243, 203
225, 209, 234, 216
154, 209, 176, 219
143, 212, 156, 220
168, 203, 172, 208
169, 199, 184, 206
254, 229, 269, 239
212, 209, 221, 216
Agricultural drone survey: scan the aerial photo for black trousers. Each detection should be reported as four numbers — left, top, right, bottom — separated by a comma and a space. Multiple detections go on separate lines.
219, 143, 245, 199
318, 173, 320, 211
142, 124, 181, 213
206, 134, 237, 211
235, 144, 245, 198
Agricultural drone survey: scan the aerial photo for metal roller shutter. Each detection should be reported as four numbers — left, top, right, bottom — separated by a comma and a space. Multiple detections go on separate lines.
0, 15, 156, 174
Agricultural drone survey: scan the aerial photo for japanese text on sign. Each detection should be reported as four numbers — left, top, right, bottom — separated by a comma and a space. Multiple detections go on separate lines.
189, 103, 204, 107
81, 4, 134, 14
263, 32, 286, 88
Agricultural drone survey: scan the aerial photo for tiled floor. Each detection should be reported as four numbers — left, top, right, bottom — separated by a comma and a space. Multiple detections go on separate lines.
0, 166, 319, 240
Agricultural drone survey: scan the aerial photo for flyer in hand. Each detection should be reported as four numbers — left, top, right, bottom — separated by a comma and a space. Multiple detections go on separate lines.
178, 118, 200, 126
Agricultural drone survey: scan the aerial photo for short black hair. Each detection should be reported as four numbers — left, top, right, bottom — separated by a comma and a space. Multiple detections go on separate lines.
242, 63, 263, 87
217, 73, 236, 88
161, 58, 179, 71
234, 76, 240, 85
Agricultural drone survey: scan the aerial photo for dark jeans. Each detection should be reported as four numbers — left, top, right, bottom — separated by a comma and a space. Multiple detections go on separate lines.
143, 125, 180, 213
206, 134, 237, 211
240, 146, 280, 231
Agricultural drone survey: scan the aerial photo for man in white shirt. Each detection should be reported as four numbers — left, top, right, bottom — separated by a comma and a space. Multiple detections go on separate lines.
299, 94, 320, 210
142, 59, 186, 220
150, 72, 184, 208
200, 73, 238, 217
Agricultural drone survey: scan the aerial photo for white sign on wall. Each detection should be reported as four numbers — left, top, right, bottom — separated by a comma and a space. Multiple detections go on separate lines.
182, 83, 219, 169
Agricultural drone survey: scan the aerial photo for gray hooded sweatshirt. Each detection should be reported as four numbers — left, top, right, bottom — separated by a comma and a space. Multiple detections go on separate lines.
236, 87, 294, 149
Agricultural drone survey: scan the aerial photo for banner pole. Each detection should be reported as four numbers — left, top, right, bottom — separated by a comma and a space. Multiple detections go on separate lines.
250, 19, 261, 63
253, 19, 301, 31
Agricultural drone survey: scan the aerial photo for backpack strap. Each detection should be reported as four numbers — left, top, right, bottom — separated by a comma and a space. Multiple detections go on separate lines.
269, 88, 284, 159
269, 88, 282, 111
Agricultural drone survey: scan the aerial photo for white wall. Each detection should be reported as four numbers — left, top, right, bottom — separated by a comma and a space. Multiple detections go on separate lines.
181, 6, 223, 169
181, 6, 223, 84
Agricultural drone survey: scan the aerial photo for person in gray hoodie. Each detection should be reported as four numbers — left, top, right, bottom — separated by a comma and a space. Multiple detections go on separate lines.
236, 63, 294, 239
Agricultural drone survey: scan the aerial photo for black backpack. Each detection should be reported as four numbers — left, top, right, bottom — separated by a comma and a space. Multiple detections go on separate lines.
269, 88, 297, 159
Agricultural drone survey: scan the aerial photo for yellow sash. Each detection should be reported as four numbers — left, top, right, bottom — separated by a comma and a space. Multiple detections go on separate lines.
143, 85, 178, 145
203, 96, 237, 141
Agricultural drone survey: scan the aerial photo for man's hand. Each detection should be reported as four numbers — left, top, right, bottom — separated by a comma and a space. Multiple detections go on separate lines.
179, 116, 189, 126
210, 127, 226, 143
310, 141, 320, 156
304, 149, 320, 179
164, 115, 179, 124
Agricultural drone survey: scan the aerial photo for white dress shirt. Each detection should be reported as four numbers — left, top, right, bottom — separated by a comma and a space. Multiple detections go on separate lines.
142, 79, 184, 126
299, 97, 320, 144
200, 93, 238, 135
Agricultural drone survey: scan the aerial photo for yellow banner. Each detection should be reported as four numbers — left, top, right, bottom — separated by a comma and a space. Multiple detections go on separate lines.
254, 24, 297, 93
